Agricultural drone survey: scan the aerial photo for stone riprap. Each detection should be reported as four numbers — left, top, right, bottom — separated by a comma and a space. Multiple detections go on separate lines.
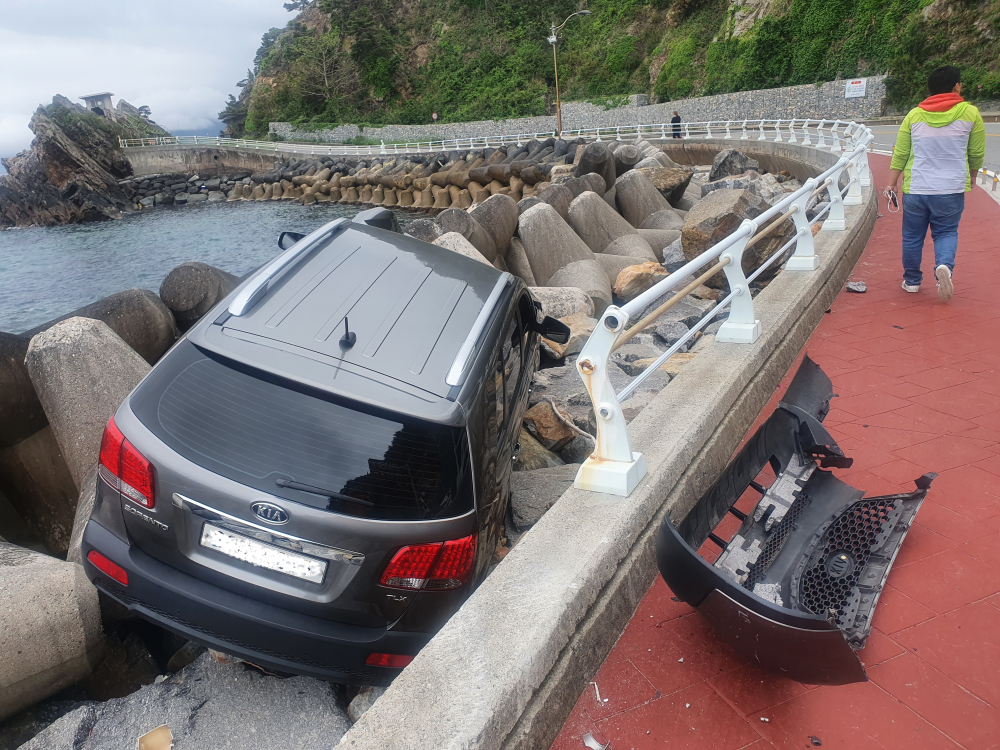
271, 77, 887, 144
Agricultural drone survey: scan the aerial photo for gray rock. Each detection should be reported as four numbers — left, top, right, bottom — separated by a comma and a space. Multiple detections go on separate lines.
517, 196, 542, 215
468, 194, 518, 256
536, 183, 574, 221
653, 320, 691, 349
348, 686, 386, 724
514, 428, 565, 472
187, 193, 209, 202
24, 318, 151, 489
154, 192, 173, 206
65, 464, 97, 565
615, 170, 673, 228
701, 170, 762, 198
578, 173, 607, 196
204, 177, 221, 189
613, 144, 642, 177
594, 253, 640, 286
173, 193, 188, 204
709, 149, 760, 182
138, 196, 153, 207
510, 463, 580, 529
159, 262, 240, 331
566, 191, 637, 254
637, 228, 682, 262
432, 232, 491, 265
207, 190, 227, 202
505, 237, 536, 286
517, 202, 596, 286
573, 142, 616, 193
0, 542, 104, 721
405, 218, 443, 244
20, 288, 176, 366
639, 208, 684, 232
612, 343, 663, 372
546, 260, 612, 317
673, 195, 697, 211
654, 295, 716, 328
558, 434, 594, 464
661, 238, 687, 272
20, 653, 351, 750
436, 208, 498, 262
602, 234, 658, 262
528, 287, 594, 318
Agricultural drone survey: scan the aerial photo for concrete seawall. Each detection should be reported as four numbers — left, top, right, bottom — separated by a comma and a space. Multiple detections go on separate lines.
124, 145, 283, 177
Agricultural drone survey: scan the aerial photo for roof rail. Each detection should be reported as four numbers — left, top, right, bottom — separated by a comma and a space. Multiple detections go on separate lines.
229, 218, 351, 317
446, 273, 512, 387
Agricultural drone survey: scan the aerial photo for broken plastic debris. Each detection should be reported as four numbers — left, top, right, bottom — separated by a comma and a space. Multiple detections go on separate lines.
846, 281, 866, 293
592, 682, 602, 703
810, 737, 822, 746
137, 725, 173, 750
582, 732, 608, 750
685, 703, 691, 708
760, 717, 770, 723
678, 658, 684, 663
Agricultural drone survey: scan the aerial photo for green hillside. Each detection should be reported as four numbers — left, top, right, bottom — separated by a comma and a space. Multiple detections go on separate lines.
221, 0, 1000, 138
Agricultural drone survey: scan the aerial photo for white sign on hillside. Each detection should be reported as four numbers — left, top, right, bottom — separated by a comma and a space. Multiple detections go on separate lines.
845, 78, 867, 99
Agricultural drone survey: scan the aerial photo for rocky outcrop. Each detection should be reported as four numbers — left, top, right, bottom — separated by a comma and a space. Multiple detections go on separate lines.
0, 98, 138, 228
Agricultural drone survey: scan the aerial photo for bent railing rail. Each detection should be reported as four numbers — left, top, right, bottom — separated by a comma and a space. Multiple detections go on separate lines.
571, 122, 875, 496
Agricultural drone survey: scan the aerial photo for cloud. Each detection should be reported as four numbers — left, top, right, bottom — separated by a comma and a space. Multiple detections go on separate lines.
0, 0, 291, 162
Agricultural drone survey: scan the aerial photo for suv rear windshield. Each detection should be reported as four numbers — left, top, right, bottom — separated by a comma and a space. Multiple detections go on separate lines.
131, 342, 471, 521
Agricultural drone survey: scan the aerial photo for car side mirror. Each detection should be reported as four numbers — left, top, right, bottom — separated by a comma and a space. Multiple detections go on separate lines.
534, 315, 570, 344
278, 231, 306, 250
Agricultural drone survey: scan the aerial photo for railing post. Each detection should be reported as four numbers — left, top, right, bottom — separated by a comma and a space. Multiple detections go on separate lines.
683, 123, 690, 139
741, 120, 749, 140
815, 120, 828, 149
801, 119, 812, 146
715, 221, 761, 344
785, 178, 819, 271
616, 126, 622, 141
724, 121, 732, 140
843, 158, 864, 206
757, 120, 766, 141
829, 120, 843, 153
572, 307, 647, 496
660, 123, 667, 140
787, 119, 798, 144
821, 164, 847, 231
705, 122, 713, 139
858, 147, 872, 187
773, 119, 783, 142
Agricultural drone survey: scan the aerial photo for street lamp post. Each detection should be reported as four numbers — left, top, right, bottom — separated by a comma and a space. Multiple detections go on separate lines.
548, 10, 591, 136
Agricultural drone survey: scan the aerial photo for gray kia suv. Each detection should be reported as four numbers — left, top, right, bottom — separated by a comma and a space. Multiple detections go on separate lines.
80, 210, 569, 684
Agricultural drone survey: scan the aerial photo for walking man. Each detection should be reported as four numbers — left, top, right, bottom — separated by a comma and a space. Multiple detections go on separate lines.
887, 65, 985, 301
671, 110, 682, 138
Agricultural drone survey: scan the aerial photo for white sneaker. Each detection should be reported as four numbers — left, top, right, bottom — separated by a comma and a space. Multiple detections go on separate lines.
901, 281, 920, 293
935, 265, 953, 301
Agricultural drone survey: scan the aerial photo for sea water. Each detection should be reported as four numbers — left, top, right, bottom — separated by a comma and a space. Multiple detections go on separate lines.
0, 200, 414, 334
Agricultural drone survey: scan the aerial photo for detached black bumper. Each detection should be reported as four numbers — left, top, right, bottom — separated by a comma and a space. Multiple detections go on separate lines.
81, 520, 427, 685
656, 356, 935, 685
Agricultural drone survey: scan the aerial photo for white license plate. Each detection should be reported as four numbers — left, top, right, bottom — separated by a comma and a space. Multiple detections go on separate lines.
200, 523, 328, 584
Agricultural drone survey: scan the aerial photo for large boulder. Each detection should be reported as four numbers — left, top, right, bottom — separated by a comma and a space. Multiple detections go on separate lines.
573, 142, 616, 193
700, 170, 761, 198
20, 289, 176, 365
708, 149, 760, 182
510, 464, 580, 530
24, 318, 151, 489
435, 209, 498, 262
432, 233, 491, 265
529, 287, 594, 319
516, 202, 595, 286
514, 428, 564, 472
566, 191, 637, 254
0, 542, 104, 721
615, 170, 674, 229
505, 238, 536, 286
159, 262, 240, 331
468, 194, 518, 256
613, 262, 670, 302
681, 188, 794, 289
20, 653, 352, 750
637, 167, 695, 207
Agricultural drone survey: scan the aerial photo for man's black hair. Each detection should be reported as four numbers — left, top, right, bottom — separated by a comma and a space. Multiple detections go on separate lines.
927, 66, 961, 96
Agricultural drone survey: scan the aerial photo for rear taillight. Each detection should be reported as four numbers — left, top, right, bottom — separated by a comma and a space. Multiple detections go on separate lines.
87, 550, 128, 585
365, 652, 414, 668
99, 416, 156, 508
379, 534, 477, 591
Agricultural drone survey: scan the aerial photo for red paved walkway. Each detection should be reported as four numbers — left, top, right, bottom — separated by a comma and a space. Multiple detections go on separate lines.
552, 155, 1000, 750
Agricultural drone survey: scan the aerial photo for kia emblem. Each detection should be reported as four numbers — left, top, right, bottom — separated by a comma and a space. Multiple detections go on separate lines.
251, 502, 289, 525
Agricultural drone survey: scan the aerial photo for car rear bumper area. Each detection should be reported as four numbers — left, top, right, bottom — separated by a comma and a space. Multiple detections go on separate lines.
81, 520, 427, 685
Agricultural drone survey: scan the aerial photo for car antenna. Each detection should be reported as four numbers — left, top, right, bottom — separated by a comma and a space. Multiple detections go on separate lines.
339, 317, 356, 350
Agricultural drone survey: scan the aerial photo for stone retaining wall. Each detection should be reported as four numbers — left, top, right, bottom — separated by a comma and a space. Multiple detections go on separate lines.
125, 145, 282, 177
335, 140, 878, 750
271, 78, 886, 144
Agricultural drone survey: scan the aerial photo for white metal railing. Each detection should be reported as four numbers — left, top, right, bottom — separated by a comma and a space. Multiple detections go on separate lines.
570, 120, 875, 497
117, 131, 558, 157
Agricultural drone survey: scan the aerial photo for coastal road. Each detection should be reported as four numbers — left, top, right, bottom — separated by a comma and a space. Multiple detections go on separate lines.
868, 123, 1000, 173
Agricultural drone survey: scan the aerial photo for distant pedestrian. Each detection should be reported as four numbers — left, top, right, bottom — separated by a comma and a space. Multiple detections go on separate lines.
887, 65, 985, 301
671, 111, 682, 138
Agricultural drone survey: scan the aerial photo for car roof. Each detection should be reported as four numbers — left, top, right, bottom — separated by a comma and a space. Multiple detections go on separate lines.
188, 219, 513, 424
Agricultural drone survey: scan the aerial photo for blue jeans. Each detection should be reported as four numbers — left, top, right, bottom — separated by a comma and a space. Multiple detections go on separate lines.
901, 192, 964, 286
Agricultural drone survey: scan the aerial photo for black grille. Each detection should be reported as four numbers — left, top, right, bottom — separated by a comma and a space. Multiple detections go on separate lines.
797, 499, 896, 627
742, 494, 810, 591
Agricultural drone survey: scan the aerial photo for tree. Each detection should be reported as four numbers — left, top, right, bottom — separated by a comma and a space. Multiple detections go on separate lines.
284, 0, 310, 10
137, 105, 152, 120
293, 33, 358, 102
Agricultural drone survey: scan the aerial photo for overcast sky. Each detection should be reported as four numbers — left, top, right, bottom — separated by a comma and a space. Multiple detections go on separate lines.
0, 0, 292, 165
